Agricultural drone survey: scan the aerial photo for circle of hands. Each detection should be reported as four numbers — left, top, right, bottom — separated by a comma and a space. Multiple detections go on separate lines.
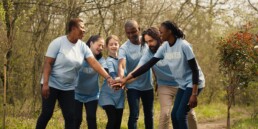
107, 77, 198, 109
107, 77, 127, 91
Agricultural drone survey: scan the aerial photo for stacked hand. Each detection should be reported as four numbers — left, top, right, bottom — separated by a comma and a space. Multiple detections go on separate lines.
110, 77, 128, 90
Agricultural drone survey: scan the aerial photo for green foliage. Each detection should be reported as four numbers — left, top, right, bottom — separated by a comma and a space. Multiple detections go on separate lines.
0, 2, 5, 22
217, 24, 258, 128
232, 118, 258, 129
217, 28, 258, 93
195, 103, 227, 122
237, 81, 258, 118
217, 30, 257, 84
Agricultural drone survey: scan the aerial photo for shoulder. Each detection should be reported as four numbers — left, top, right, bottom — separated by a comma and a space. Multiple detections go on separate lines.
99, 57, 106, 62
159, 41, 169, 49
107, 57, 117, 63
142, 43, 149, 50
106, 57, 113, 62
146, 49, 153, 56
48, 36, 66, 48
77, 40, 91, 52
56, 35, 66, 41
51, 36, 65, 44
106, 57, 112, 61
178, 39, 191, 47
77, 39, 87, 47
120, 40, 130, 49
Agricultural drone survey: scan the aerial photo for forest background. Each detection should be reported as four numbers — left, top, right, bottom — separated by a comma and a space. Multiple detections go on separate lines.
0, 0, 258, 128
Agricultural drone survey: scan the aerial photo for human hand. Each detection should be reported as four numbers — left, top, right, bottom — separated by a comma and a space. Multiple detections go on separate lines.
110, 77, 129, 90
112, 77, 122, 90
42, 84, 50, 99
107, 77, 116, 86
188, 95, 198, 109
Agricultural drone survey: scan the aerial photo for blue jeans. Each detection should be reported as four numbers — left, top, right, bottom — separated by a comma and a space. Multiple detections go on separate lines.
127, 89, 154, 129
171, 88, 202, 129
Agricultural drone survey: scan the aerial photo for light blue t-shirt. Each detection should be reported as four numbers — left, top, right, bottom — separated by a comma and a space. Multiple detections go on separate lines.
118, 40, 153, 91
138, 49, 178, 86
40, 36, 94, 90
154, 39, 205, 90
75, 57, 107, 103
99, 57, 125, 109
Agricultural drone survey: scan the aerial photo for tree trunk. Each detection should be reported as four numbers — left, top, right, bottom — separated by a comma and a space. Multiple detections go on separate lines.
2, 0, 17, 127
3, 53, 7, 129
227, 103, 231, 129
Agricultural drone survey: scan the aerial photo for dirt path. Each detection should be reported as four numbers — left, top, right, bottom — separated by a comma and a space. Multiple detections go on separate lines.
199, 119, 227, 129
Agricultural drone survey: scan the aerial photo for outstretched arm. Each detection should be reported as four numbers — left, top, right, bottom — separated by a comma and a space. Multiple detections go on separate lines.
117, 57, 161, 87
131, 57, 160, 78
86, 57, 114, 84
118, 59, 126, 78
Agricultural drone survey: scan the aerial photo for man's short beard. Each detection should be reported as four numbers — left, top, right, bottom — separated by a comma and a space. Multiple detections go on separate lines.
149, 45, 159, 53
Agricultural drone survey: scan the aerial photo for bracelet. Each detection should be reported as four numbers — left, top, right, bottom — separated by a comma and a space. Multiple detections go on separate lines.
105, 76, 111, 80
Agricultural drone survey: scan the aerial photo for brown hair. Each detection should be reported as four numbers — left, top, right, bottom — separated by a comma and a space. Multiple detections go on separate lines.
105, 35, 120, 46
141, 27, 162, 48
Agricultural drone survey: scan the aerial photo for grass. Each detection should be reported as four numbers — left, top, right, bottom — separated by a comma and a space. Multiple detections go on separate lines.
0, 99, 256, 129
195, 102, 228, 122
0, 97, 161, 129
232, 117, 258, 129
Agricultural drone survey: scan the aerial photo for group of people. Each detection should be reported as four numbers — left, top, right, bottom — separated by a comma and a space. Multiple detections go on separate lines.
36, 18, 205, 129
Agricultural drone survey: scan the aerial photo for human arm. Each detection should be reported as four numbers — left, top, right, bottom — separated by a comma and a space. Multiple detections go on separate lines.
118, 58, 126, 78
41, 38, 61, 99
116, 57, 160, 87
42, 57, 55, 99
86, 57, 114, 84
188, 58, 199, 109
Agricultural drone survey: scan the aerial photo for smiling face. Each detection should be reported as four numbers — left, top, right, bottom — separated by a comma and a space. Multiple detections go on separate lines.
159, 25, 170, 42
73, 21, 85, 39
90, 38, 104, 55
125, 26, 140, 44
107, 38, 120, 55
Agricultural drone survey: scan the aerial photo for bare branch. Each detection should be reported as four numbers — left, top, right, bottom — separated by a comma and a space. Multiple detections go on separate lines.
248, 0, 258, 12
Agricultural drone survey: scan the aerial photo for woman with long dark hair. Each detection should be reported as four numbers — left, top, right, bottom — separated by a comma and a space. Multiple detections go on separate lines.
74, 35, 107, 129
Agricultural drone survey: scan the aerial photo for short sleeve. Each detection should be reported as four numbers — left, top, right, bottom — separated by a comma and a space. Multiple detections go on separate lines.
138, 50, 152, 67
107, 60, 115, 73
45, 38, 61, 58
154, 42, 167, 59
99, 57, 107, 69
182, 43, 195, 60
118, 46, 127, 60
82, 43, 94, 59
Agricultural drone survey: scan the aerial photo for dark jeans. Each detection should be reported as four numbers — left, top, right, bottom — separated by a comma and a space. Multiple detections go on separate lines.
36, 87, 75, 129
103, 105, 123, 129
171, 88, 202, 129
127, 89, 154, 129
74, 100, 98, 129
